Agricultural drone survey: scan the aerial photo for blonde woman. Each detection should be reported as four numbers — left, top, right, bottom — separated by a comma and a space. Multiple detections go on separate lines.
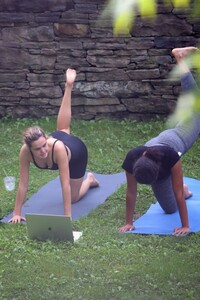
9, 69, 99, 223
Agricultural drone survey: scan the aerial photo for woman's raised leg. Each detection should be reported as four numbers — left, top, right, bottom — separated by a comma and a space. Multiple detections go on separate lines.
57, 69, 77, 134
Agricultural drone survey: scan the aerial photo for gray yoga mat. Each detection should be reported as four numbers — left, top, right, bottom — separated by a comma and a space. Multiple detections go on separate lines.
2, 172, 126, 222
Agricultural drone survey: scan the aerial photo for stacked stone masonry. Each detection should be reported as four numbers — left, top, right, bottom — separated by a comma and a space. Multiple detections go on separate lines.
0, 0, 200, 120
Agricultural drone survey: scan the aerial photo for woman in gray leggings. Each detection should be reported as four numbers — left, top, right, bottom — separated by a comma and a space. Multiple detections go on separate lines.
119, 47, 199, 236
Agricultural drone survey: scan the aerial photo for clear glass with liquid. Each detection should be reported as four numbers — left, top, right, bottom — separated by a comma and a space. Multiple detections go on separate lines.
4, 176, 16, 191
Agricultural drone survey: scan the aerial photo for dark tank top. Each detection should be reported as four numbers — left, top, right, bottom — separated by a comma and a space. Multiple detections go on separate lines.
30, 139, 68, 170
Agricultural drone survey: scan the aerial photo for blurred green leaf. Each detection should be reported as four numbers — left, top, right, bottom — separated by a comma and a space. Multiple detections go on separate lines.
138, 0, 157, 17
113, 10, 134, 35
101, 0, 136, 36
167, 93, 196, 127
172, 0, 191, 8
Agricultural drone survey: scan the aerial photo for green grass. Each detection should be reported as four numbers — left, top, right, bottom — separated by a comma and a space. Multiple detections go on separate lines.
1, 117, 200, 300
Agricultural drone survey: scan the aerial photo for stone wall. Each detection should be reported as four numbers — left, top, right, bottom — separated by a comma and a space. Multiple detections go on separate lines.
0, 0, 200, 120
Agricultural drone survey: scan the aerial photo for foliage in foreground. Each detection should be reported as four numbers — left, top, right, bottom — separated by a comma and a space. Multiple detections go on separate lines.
100, 0, 199, 36
0, 117, 200, 300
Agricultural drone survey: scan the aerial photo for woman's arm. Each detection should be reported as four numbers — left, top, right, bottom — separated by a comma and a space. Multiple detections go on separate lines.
171, 160, 190, 235
8, 145, 30, 223
54, 142, 71, 217
119, 172, 137, 232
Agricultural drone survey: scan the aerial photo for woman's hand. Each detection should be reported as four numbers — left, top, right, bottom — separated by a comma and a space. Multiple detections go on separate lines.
118, 224, 135, 232
8, 215, 26, 223
173, 226, 190, 236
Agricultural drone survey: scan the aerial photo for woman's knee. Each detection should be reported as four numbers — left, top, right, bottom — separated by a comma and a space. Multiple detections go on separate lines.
70, 178, 83, 203
162, 205, 177, 214
156, 196, 177, 214
71, 187, 80, 203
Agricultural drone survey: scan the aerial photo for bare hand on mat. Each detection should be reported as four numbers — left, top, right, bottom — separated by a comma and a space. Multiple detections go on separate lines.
118, 223, 135, 232
8, 215, 26, 223
173, 226, 190, 236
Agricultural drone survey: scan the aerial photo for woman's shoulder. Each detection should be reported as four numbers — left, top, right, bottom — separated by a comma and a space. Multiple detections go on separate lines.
19, 144, 32, 163
20, 143, 29, 154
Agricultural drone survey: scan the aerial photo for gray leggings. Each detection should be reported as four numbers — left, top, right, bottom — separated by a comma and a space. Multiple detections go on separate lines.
145, 72, 200, 213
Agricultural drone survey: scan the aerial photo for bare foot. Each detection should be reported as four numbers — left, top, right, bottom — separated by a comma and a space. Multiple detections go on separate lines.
172, 47, 198, 63
66, 68, 77, 86
183, 183, 192, 199
87, 172, 99, 188
171, 47, 198, 74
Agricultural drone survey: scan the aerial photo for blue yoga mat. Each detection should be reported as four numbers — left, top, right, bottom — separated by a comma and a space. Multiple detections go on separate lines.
124, 177, 200, 235
2, 172, 126, 223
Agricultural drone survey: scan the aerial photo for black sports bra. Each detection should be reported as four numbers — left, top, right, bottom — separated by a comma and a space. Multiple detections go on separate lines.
30, 139, 68, 170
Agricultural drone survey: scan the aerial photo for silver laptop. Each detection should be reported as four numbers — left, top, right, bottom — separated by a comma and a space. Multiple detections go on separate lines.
25, 213, 82, 242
